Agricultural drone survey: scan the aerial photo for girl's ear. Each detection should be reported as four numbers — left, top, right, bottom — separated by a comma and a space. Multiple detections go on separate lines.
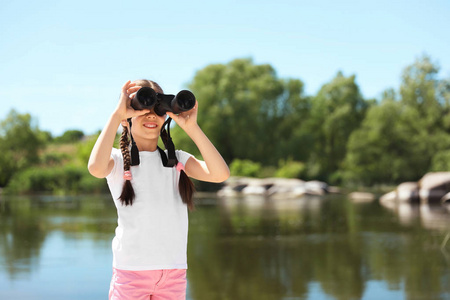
121, 119, 128, 127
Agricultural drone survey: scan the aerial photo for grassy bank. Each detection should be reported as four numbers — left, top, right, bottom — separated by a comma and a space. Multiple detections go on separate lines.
3, 136, 109, 195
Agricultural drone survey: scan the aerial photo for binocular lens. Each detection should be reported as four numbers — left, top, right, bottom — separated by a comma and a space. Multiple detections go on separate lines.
136, 87, 157, 108
176, 90, 196, 110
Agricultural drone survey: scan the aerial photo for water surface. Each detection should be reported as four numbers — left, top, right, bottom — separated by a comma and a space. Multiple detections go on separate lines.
0, 194, 449, 300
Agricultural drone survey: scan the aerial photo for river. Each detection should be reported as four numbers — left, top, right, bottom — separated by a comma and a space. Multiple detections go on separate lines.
0, 193, 449, 300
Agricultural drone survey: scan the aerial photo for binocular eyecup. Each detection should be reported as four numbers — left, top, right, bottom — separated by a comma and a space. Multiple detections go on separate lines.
131, 87, 196, 116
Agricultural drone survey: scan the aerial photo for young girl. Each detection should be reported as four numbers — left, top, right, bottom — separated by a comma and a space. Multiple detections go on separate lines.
88, 79, 230, 300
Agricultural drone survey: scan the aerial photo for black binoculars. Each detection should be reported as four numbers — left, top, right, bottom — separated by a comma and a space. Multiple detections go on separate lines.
131, 87, 196, 116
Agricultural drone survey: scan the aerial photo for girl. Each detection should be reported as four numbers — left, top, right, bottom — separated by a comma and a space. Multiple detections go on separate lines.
88, 79, 230, 300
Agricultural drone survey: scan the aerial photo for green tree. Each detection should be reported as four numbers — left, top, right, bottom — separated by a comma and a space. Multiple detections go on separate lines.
344, 91, 421, 184
275, 79, 313, 163
170, 58, 309, 166
400, 55, 442, 129
307, 72, 370, 181
0, 110, 46, 187
399, 55, 450, 168
344, 55, 450, 185
54, 129, 85, 144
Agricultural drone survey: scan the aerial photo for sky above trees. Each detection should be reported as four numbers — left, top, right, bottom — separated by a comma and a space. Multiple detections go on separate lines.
1, 0, 449, 135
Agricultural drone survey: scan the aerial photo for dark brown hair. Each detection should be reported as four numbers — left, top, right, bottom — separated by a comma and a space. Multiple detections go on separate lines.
118, 79, 196, 210
118, 125, 134, 205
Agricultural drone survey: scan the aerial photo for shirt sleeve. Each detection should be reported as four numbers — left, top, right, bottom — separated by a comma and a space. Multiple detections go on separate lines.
106, 148, 123, 180
175, 150, 193, 166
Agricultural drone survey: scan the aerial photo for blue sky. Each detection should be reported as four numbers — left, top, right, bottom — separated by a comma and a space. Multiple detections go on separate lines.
1, 0, 449, 136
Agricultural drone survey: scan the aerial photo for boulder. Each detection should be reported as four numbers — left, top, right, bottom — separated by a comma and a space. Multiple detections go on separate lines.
441, 192, 450, 213
419, 172, 450, 204
242, 185, 267, 195
217, 177, 329, 198
304, 180, 328, 195
380, 190, 396, 203
396, 182, 420, 203
380, 172, 450, 205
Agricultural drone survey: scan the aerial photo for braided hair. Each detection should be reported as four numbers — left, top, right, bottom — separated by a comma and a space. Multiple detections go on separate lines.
118, 125, 134, 206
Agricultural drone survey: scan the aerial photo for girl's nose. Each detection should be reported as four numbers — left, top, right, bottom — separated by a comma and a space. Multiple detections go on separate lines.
145, 110, 157, 118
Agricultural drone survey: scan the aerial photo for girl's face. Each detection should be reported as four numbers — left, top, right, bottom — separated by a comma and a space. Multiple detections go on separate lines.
131, 109, 167, 143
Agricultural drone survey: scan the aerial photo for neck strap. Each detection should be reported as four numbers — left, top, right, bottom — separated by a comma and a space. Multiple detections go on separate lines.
159, 117, 177, 167
127, 117, 177, 168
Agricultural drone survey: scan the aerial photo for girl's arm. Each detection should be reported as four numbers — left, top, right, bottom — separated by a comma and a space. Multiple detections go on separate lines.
87, 112, 122, 178
167, 103, 230, 183
88, 81, 147, 178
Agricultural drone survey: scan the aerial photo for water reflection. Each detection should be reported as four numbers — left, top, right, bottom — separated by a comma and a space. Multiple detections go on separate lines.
1, 194, 449, 300
0, 195, 116, 280
189, 195, 450, 300
380, 199, 450, 231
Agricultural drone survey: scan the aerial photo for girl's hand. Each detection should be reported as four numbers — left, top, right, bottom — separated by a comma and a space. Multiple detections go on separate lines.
115, 80, 150, 120
166, 101, 199, 131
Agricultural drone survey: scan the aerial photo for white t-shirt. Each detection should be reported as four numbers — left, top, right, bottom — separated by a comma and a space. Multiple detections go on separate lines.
106, 147, 193, 271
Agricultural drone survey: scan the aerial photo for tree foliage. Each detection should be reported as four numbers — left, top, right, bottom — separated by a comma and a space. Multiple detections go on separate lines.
306, 72, 371, 180
344, 55, 450, 184
170, 55, 450, 185
171, 58, 309, 166
54, 129, 85, 144
2, 54, 450, 190
0, 110, 46, 187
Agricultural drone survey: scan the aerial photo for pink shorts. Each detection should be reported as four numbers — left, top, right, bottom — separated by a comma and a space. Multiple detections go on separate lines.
109, 268, 187, 300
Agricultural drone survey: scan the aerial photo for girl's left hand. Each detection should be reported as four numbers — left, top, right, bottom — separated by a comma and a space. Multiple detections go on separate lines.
166, 101, 199, 130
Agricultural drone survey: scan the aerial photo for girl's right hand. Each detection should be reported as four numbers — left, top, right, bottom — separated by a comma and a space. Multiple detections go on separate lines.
115, 80, 150, 120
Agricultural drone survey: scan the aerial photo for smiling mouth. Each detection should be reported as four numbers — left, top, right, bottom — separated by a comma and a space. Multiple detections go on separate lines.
143, 123, 158, 129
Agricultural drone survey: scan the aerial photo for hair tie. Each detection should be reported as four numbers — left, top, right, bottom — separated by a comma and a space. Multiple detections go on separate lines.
176, 162, 185, 173
123, 170, 132, 181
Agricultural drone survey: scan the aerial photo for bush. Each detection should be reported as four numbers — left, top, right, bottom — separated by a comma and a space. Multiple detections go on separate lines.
40, 152, 71, 166
78, 173, 109, 194
77, 134, 99, 164
430, 150, 450, 171
6, 165, 108, 194
54, 130, 84, 144
230, 159, 262, 177
275, 158, 305, 178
